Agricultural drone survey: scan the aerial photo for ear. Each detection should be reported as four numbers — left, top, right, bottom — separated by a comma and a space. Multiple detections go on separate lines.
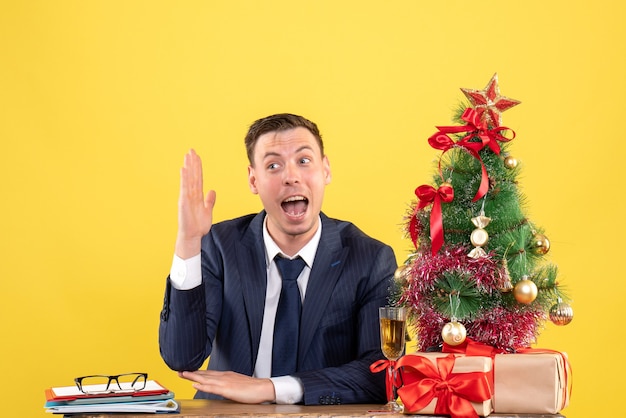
323, 155, 332, 185
248, 165, 259, 194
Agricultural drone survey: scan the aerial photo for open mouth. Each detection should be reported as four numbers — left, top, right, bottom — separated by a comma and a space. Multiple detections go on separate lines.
281, 195, 308, 217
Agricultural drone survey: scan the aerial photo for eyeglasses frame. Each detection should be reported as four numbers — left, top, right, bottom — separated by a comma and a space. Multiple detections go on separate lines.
74, 372, 148, 394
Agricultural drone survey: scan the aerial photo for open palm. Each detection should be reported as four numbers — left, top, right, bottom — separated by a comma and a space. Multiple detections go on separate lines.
175, 149, 216, 259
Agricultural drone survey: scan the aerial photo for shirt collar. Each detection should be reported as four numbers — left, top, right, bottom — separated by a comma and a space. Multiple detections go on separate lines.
263, 215, 321, 268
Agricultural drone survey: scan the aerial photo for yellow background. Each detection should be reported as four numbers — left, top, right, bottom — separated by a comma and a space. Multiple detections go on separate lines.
1, 1, 623, 417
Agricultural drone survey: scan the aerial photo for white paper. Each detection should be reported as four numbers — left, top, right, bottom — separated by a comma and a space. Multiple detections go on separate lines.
51, 379, 165, 397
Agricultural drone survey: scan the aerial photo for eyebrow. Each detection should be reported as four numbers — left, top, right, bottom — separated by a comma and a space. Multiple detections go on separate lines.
261, 145, 315, 160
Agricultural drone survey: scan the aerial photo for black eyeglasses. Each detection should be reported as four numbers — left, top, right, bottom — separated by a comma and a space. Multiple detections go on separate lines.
74, 372, 148, 394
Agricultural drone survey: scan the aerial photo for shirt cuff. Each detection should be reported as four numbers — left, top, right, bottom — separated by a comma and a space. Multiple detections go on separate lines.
270, 376, 304, 404
169, 253, 202, 290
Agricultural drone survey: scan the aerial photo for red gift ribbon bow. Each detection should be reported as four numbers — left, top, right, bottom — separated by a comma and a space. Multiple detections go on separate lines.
414, 183, 454, 255
428, 108, 515, 202
369, 359, 401, 402
396, 354, 492, 418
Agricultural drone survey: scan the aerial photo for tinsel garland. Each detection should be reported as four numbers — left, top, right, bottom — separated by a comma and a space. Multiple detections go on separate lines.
399, 245, 545, 351
466, 306, 545, 350
401, 246, 503, 294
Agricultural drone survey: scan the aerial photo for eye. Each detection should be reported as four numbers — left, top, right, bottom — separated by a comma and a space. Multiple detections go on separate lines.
299, 157, 311, 164
267, 162, 280, 170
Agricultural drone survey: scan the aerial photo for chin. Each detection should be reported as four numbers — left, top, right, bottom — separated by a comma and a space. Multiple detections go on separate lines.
283, 215, 316, 234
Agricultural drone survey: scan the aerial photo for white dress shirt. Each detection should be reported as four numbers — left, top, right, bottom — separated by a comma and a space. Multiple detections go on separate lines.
169, 216, 322, 404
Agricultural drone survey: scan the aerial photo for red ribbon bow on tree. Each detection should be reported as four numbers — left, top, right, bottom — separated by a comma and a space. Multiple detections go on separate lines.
396, 354, 492, 418
413, 183, 454, 255
428, 108, 515, 202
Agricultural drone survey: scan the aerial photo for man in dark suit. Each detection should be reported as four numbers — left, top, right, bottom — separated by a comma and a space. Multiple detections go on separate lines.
159, 113, 397, 405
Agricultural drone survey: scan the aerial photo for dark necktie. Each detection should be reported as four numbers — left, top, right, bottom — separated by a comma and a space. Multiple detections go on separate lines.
272, 255, 306, 377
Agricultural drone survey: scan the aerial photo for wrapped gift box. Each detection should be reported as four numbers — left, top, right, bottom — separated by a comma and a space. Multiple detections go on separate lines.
492, 351, 570, 414
396, 353, 493, 417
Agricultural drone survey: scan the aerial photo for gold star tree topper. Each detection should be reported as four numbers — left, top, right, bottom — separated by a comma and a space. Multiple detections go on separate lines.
461, 73, 521, 127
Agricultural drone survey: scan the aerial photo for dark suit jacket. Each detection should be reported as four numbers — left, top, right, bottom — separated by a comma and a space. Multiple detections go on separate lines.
159, 211, 397, 405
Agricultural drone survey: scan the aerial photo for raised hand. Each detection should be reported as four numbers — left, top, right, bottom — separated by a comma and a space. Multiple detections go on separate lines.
175, 149, 217, 259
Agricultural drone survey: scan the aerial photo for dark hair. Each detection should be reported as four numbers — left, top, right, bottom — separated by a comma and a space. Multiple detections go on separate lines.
244, 113, 324, 165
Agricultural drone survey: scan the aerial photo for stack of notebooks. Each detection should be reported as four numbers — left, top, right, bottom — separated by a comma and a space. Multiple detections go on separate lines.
44, 380, 179, 414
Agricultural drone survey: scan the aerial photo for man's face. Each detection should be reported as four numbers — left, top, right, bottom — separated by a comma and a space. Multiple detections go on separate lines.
248, 127, 331, 247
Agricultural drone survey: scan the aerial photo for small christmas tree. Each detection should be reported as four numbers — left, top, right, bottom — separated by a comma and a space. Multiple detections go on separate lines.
396, 74, 573, 352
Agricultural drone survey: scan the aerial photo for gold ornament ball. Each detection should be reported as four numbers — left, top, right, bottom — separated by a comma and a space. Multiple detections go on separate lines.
504, 155, 518, 169
441, 321, 467, 346
513, 279, 538, 304
531, 234, 551, 255
550, 302, 574, 326
394, 264, 410, 281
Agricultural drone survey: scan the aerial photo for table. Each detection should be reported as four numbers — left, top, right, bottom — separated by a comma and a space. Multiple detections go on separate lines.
66, 399, 566, 417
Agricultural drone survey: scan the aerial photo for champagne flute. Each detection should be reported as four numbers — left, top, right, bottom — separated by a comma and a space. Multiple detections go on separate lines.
379, 306, 406, 412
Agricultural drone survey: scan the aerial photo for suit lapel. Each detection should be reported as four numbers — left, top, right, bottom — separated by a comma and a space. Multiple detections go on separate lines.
236, 212, 268, 361
299, 214, 348, 362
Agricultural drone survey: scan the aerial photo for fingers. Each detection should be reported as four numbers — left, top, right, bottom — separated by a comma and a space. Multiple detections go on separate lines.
177, 371, 275, 404
179, 371, 233, 397
179, 370, 229, 383
205, 188, 217, 207
189, 149, 203, 198
175, 150, 216, 258
181, 149, 203, 201
178, 370, 195, 382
